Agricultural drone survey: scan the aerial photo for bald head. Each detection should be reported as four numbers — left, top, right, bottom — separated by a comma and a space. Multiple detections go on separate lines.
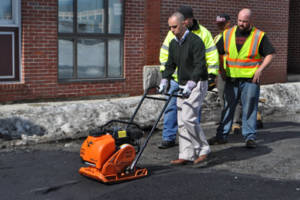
239, 8, 252, 20
168, 12, 187, 39
170, 12, 185, 23
237, 8, 252, 32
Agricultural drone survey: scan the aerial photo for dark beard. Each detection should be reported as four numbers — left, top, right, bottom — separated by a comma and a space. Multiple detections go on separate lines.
238, 26, 251, 35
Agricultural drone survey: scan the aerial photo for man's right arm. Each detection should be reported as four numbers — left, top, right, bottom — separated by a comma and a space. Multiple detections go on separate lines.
216, 36, 225, 55
162, 41, 176, 79
253, 35, 276, 83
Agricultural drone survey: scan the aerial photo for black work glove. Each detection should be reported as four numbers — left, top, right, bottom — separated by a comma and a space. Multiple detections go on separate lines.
208, 74, 216, 91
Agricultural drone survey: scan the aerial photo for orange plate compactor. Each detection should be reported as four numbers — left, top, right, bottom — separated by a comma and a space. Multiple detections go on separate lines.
79, 87, 179, 183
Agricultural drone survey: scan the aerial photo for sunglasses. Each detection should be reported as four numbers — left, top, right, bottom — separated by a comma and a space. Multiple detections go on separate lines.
169, 25, 178, 29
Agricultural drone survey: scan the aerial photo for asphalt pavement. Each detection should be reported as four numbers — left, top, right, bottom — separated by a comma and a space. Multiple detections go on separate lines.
0, 115, 300, 200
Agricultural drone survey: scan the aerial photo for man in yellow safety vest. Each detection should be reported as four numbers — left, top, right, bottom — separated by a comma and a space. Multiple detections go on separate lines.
208, 8, 275, 148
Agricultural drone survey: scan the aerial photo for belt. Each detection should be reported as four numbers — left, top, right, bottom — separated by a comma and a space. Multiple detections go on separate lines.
226, 77, 253, 83
180, 78, 207, 85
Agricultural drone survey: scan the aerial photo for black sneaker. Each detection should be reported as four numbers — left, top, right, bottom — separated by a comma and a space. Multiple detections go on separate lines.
246, 139, 257, 148
158, 140, 176, 149
208, 136, 228, 145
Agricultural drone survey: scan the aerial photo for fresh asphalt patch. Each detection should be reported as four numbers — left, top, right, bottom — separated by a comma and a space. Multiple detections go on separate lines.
0, 149, 299, 200
0, 119, 300, 199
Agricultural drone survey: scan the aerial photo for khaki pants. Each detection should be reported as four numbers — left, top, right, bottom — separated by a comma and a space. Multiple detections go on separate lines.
177, 81, 210, 161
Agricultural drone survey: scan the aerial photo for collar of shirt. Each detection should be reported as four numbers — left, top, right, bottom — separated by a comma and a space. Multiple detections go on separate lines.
175, 30, 190, 45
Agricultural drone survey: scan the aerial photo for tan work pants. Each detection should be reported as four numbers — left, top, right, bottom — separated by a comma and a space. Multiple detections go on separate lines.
177, 81, 210, 161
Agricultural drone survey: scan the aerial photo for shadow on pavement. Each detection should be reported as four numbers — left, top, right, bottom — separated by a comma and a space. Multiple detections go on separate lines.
258, 121, 300, 144
143, 165, 175, 176
197, 145, 272, 168
261, 121, 300, 129
192, 121, 300, 168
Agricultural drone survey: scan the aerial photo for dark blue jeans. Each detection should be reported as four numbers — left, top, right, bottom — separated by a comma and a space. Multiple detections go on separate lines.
216, 80, 260, 141
162, 80, 179, 142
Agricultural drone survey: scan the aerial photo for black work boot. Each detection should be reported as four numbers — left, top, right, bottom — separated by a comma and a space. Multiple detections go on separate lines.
246, 139, 257, 148
158, 140, 176, 149
208, 136, 228, 145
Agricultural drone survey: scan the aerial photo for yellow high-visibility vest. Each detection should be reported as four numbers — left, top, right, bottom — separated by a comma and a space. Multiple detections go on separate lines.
159, 24, 219, 81
223, 26, 265, 78
214, 32, 222, 44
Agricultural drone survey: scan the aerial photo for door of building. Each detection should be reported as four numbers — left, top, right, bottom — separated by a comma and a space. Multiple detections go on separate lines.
0, 0, 20, 82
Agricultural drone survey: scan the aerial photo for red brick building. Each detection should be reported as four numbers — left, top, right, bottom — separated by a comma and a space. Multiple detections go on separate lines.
0, 0, 296, 103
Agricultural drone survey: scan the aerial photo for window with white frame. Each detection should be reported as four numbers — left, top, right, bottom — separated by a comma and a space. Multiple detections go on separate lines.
58, 0, 124, 81
0, 0, 21, 82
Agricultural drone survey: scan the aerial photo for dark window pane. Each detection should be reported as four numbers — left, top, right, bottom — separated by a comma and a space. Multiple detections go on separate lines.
108, 0, 122, 33
0, 33, 13, 78
77, 39, 105, 78
0, 0, 12, 21
108, 39, 121, 77
77, 0, 104, 33
59, 39, 74, 79
58, 0, 74, 33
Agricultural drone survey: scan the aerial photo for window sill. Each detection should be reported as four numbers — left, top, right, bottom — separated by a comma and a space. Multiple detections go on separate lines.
58, 77, 125, 84
0, 82, 26, 90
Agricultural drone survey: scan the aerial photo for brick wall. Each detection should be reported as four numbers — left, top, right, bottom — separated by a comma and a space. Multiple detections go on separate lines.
22, 0, 58, 100
160, 0, 289, 84
0, 0, 291, 103
0, 0, 147, 102
144, 0, 161, 65
123, 0, 145, 96
288, 0, 300, 73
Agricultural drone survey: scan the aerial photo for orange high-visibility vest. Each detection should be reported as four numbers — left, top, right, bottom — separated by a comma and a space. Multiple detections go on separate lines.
223, 26, 265, 78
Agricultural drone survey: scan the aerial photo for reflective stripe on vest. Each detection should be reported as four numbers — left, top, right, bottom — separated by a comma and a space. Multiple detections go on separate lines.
194, 25, 219, 75
161, 44, 168, 51
223, 26, 265, 78
213, 33, 222, 44
205, 45, 217, 53
248, 28, 264, 59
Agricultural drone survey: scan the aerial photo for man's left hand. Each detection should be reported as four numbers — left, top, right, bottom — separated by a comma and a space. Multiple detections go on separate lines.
182, 80, 196, 97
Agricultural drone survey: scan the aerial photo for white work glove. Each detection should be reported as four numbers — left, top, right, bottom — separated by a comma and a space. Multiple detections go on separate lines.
182, 80, 196, 97
158, 79, 168, 94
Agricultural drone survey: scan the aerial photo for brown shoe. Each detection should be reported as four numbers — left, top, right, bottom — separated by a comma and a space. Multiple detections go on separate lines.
193, 154, 208, 164
170, 159, 189, 165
